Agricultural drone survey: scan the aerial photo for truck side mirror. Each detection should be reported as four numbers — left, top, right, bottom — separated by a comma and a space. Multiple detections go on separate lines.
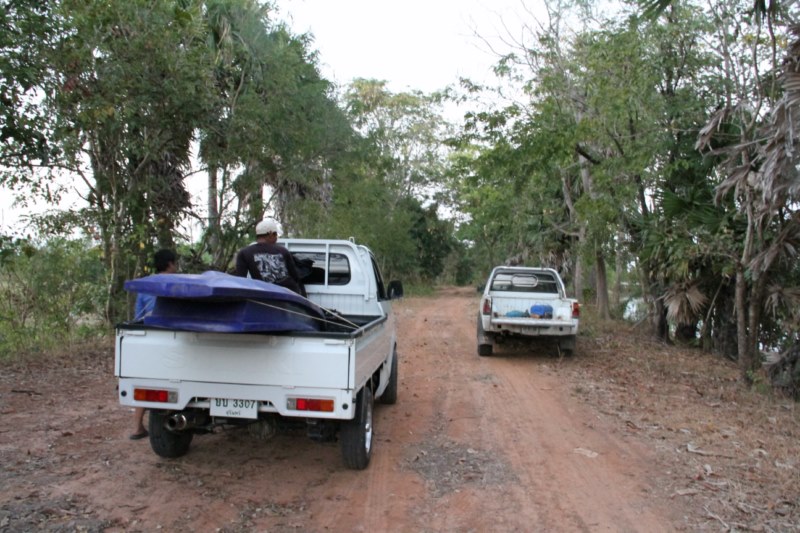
388, 280, 404, 299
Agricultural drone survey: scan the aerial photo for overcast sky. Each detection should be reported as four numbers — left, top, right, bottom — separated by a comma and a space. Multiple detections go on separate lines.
274, 0, 541, 93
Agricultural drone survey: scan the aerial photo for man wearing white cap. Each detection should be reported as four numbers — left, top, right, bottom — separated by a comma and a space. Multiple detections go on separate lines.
234, 218, 304, 295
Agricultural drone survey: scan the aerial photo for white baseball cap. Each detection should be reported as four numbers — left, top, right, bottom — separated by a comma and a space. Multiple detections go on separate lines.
255, 218, 281, 235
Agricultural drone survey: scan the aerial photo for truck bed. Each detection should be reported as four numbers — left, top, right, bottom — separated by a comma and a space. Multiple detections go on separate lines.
115, 314, 387, 418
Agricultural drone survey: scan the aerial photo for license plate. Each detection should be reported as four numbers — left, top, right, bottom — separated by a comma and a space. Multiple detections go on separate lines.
210, 398, 259, 419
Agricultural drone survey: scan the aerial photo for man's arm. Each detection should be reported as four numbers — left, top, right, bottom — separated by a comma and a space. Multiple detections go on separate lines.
284, 249, 301, 282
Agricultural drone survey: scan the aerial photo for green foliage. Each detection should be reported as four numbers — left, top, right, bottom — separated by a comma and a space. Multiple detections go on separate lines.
42, 0, 219, 320
285, 79, 458, 284
2, 0, 796, 384
197, 1, 352, 269
343, 79, 450, 201
0, 0, 59, 174
290, 160, 418, 281
0, 236, 107, 359
400, 283, 436, 297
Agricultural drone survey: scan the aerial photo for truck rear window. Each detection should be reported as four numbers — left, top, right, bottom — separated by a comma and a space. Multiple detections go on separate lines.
293, 252, 351, 286
490, 272, 559, 294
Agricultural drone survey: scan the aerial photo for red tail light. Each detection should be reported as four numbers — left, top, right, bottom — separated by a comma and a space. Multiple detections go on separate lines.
288, 398, 335, 412
482, 298, 491, 315
133, 388, 176, 403
572, 302, 580, 318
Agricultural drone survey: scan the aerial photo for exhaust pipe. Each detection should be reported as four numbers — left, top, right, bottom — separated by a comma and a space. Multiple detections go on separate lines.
166, 412, 201, 431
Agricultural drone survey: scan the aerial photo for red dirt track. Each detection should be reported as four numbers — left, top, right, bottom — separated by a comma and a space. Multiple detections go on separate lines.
1, 286, 797, 532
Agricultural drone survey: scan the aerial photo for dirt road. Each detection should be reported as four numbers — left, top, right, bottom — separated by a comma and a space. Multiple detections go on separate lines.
0, 287, 744, 532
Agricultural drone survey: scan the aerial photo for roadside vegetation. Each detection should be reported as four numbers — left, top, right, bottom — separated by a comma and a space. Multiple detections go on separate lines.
1, 0, 799, 395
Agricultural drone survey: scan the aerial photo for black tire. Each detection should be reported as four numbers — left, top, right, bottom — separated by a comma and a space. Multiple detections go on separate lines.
477, 314, 493, 357
560, 335, 577, 357
379, 346, 398, 405
340, 386, 373, 470
149, 410, 193, 458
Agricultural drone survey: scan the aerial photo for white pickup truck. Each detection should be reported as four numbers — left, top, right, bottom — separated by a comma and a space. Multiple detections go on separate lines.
476, 266, 579, 356
115, 239, 402, 470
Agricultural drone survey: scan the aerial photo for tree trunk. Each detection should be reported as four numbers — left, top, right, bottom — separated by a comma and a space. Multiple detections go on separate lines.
595, 247, 610, 320
742, 274, 768, 379
711, 290, 738, 359
654, 297, 670, 342
208, 164, 219, 249
573, 224, 586, 301
613, 230, 623, 312
735, 262, 752, 382
560, 171, 583, 300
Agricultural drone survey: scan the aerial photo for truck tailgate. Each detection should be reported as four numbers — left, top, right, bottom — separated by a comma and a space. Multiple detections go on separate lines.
117, 329, 351, 389
490, 316, 575, 328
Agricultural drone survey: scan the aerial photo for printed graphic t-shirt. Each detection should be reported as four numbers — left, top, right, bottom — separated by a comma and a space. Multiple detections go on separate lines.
234, 242, 299, 284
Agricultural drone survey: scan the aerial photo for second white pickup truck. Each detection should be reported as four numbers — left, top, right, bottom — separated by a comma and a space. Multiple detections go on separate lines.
115, 238, 402, 470
477, 266, 579, 356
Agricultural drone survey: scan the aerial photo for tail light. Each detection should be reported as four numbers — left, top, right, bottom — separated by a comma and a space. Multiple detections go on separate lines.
572, 302, 580, 318
133, 388, 177, 403
287, 397, 335, 412
482, 298, 491, 315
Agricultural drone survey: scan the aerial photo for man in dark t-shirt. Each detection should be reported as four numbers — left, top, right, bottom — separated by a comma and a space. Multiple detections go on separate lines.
234, 218, 304, 295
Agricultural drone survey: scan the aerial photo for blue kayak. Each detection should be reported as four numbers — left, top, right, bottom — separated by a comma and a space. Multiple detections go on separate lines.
125, 271, 325, 333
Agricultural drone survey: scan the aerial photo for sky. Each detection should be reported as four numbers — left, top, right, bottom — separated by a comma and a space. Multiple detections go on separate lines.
0, 1, 545, 233
274, 0, 540, 94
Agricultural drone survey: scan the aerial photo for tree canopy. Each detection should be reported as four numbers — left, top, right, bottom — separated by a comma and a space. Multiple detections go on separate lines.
1, 0, 799, 392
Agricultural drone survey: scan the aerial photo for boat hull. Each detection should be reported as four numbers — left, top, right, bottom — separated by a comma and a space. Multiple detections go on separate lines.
124, 271, 325, 332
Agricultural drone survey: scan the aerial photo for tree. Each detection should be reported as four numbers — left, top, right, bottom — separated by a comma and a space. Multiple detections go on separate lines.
48, 0, 215, 321
0, 0, 58, 174
695, 0, 800, 380
286, 79, 457, 283
344, 79, 450, 204
197, 1, 352, 269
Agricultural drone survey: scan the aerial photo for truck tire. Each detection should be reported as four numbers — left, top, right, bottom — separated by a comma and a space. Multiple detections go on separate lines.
560, 335, 577, 357
149, 410, 193, 458
379, 346, 398, 405
340, 386, 373, 470
476, 314, 493, 357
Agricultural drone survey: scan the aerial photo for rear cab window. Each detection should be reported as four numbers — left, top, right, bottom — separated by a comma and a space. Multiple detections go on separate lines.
293, 252, 351, 285
490, 271, 560, 294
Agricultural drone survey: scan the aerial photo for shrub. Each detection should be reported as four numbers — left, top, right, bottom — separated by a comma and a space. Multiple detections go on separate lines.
0, 236, 107, 359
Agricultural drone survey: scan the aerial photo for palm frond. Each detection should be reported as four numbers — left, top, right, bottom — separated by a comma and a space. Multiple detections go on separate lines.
664, 283, 708, 324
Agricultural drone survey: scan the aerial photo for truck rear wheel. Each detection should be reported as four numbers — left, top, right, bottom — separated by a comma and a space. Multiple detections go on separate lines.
149, 410, 193, 458
379, 347, 398, 405
560, 335, 577, 357
340, 386, 373, 470
477, 314, 493, 356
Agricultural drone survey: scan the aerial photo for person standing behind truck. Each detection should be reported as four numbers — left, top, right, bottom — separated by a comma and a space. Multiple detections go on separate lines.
129, 248, 177, 440
234, 218, 305, 296
133, 249, 178, 320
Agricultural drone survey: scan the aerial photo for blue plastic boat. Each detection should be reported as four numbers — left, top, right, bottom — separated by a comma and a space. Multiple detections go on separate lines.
125, 271, 325, 333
